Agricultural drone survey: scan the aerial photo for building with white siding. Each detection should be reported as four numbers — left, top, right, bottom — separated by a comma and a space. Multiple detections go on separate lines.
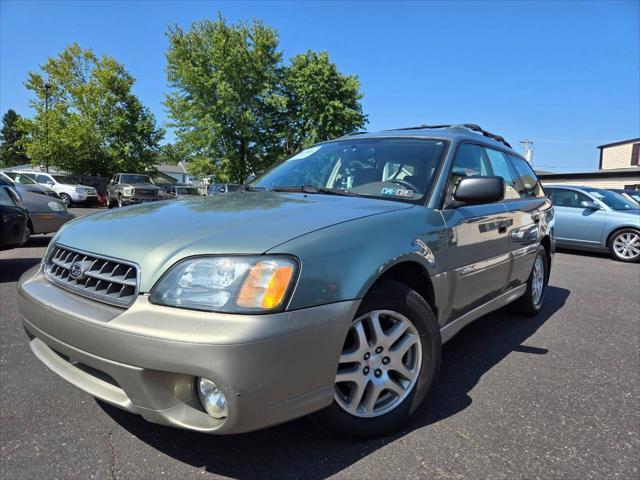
539, 137, 640, 190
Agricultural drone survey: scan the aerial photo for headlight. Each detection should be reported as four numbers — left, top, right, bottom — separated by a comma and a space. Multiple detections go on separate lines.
75, 187, 83, 193
123, 186, 133, 195
47, 201, 66, 212
149, 256, 298, 313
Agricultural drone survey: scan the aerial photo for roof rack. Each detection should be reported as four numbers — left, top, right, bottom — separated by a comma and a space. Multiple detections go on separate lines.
391, 123, 512, 148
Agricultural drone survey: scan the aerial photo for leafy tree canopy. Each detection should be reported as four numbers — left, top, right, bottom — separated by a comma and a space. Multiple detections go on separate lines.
165, 15, 367, 182
0, 109, 30, 167
282, 51, 366, 155
22, 43, 164, 176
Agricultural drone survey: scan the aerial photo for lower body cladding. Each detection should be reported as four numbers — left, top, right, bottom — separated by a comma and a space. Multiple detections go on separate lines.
18, 266, 359, 435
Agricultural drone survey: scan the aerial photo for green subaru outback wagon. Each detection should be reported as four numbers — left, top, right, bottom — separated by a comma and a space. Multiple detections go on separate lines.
18, 124, 554, 438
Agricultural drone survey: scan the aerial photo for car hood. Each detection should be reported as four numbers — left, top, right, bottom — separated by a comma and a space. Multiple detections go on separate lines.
51, 192, 412, 291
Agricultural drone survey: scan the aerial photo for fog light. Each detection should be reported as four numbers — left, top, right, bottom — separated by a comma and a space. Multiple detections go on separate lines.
197, 378, 228, 419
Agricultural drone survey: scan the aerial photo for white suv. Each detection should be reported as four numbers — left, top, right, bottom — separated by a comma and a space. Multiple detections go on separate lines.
20, 172, 98, 207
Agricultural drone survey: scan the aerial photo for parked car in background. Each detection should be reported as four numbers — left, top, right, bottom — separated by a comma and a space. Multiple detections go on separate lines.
19, 124, 554, 438
2, 171, 59, 199
545, 185, 640, 262
165, 185, 204, 199
0, 179, 29, 250
0, 172, 75, 239
609, 189, 640, 207
15, 171, 98, 207
207, 183, 242, 195
107, 173, 163, 208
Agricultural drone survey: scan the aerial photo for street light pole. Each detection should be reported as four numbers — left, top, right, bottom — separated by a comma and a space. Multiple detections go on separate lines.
44, 83, 51, 172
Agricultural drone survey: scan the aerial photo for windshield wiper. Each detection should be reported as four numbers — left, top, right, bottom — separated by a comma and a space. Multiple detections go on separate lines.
270, 184, 358, 197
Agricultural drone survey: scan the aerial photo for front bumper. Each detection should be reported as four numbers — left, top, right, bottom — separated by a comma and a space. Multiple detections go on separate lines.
30, 211, 75, 235
18, 266, 357, 434
121, 195, 162, 205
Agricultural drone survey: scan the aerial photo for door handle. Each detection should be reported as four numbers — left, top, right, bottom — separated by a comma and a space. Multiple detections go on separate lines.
498, 220, 510, 234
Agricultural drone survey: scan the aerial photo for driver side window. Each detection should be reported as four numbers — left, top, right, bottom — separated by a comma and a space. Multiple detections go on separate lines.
447, 144, 491, 198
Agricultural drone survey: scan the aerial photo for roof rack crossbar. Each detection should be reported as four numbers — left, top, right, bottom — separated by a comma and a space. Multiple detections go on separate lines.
390, 123, 512, 148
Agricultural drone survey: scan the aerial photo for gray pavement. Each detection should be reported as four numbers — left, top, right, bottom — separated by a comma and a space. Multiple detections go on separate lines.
1, 208, 639, 479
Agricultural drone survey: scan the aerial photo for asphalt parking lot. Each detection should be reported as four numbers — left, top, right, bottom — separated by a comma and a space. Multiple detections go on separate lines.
1, 207, 639, 480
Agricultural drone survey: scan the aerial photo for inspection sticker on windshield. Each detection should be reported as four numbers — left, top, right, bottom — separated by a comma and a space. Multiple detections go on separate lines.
287, 146, 322, 161
380, 187, 414, 198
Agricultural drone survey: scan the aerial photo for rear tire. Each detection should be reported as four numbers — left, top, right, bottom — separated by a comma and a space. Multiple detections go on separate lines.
609, 228, 640, 263
510, 245, 548, 316
59, 193, 72, 207
312, 280, 441, 439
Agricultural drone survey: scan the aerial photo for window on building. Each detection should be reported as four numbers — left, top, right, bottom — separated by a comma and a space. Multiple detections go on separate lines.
632, 143, 639, 166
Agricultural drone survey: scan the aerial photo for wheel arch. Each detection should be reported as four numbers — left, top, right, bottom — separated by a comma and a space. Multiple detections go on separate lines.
364, 260, 438, 321
606, 225, 640, 248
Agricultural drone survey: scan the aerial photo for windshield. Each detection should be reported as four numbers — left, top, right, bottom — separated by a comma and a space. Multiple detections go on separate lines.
587, 189, 639, 210
252, 138, 447, 203
121, 174, 154, 184
176, 187, 200, 195
5, 172, 37, 185
52, 175, 78, 185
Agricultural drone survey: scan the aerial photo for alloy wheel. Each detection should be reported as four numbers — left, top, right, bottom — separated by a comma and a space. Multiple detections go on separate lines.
613, 232, 640, 260
334, 310, 422, 418
531, 255, 545, 306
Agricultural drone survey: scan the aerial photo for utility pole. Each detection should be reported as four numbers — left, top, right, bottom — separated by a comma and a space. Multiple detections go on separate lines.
44, 83, 51, 172
519, 139, 534, 164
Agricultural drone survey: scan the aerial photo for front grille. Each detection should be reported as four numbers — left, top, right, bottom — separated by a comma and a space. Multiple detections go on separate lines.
133, 188, 156, 196
45, 245, 139, 307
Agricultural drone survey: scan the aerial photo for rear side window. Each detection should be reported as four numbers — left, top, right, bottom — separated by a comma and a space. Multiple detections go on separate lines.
0, 187, 16, 207
548, 188, 590, 208
508, 156, 544, 198
484, 148, 521, 200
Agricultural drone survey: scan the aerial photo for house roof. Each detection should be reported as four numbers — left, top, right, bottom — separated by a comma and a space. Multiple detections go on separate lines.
597, 138, 640, 149
156, 163, 187, 174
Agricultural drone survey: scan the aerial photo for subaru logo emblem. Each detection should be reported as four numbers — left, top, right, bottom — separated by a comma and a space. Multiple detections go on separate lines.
69, 262, 85, 280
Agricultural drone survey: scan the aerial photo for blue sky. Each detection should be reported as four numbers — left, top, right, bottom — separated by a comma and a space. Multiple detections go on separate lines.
1, 0, 638, 172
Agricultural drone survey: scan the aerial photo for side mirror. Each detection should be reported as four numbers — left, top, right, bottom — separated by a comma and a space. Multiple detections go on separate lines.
580, 200, 600, 210
453, 176, 504, 205
109, 180, 115, 185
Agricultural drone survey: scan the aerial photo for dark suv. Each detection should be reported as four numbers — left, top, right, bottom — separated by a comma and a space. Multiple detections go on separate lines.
19, 124, 554, 438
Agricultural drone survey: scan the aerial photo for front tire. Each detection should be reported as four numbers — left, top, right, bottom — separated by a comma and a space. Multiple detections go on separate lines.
117, 195, 123, 208
609, 229, 640, 263
312, 280, 441, 439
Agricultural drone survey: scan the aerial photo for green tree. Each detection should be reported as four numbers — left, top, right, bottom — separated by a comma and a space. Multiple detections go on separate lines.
22, 43, 164, 175
165, 16, 284, 183
0, 109, 30, 167
157, 142, 184, 165
282, 51, 367, 155
166, 17, 367, 181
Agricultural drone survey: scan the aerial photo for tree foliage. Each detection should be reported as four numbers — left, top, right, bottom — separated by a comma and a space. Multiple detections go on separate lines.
0, 109, 30, 167
165, 15, 367, 182
282, 51, 366, 155
22, 44, 164, 175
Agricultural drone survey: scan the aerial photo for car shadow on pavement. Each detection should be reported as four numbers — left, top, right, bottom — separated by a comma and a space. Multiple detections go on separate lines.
99, 285, 570, 480
0, 258, 41, 283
